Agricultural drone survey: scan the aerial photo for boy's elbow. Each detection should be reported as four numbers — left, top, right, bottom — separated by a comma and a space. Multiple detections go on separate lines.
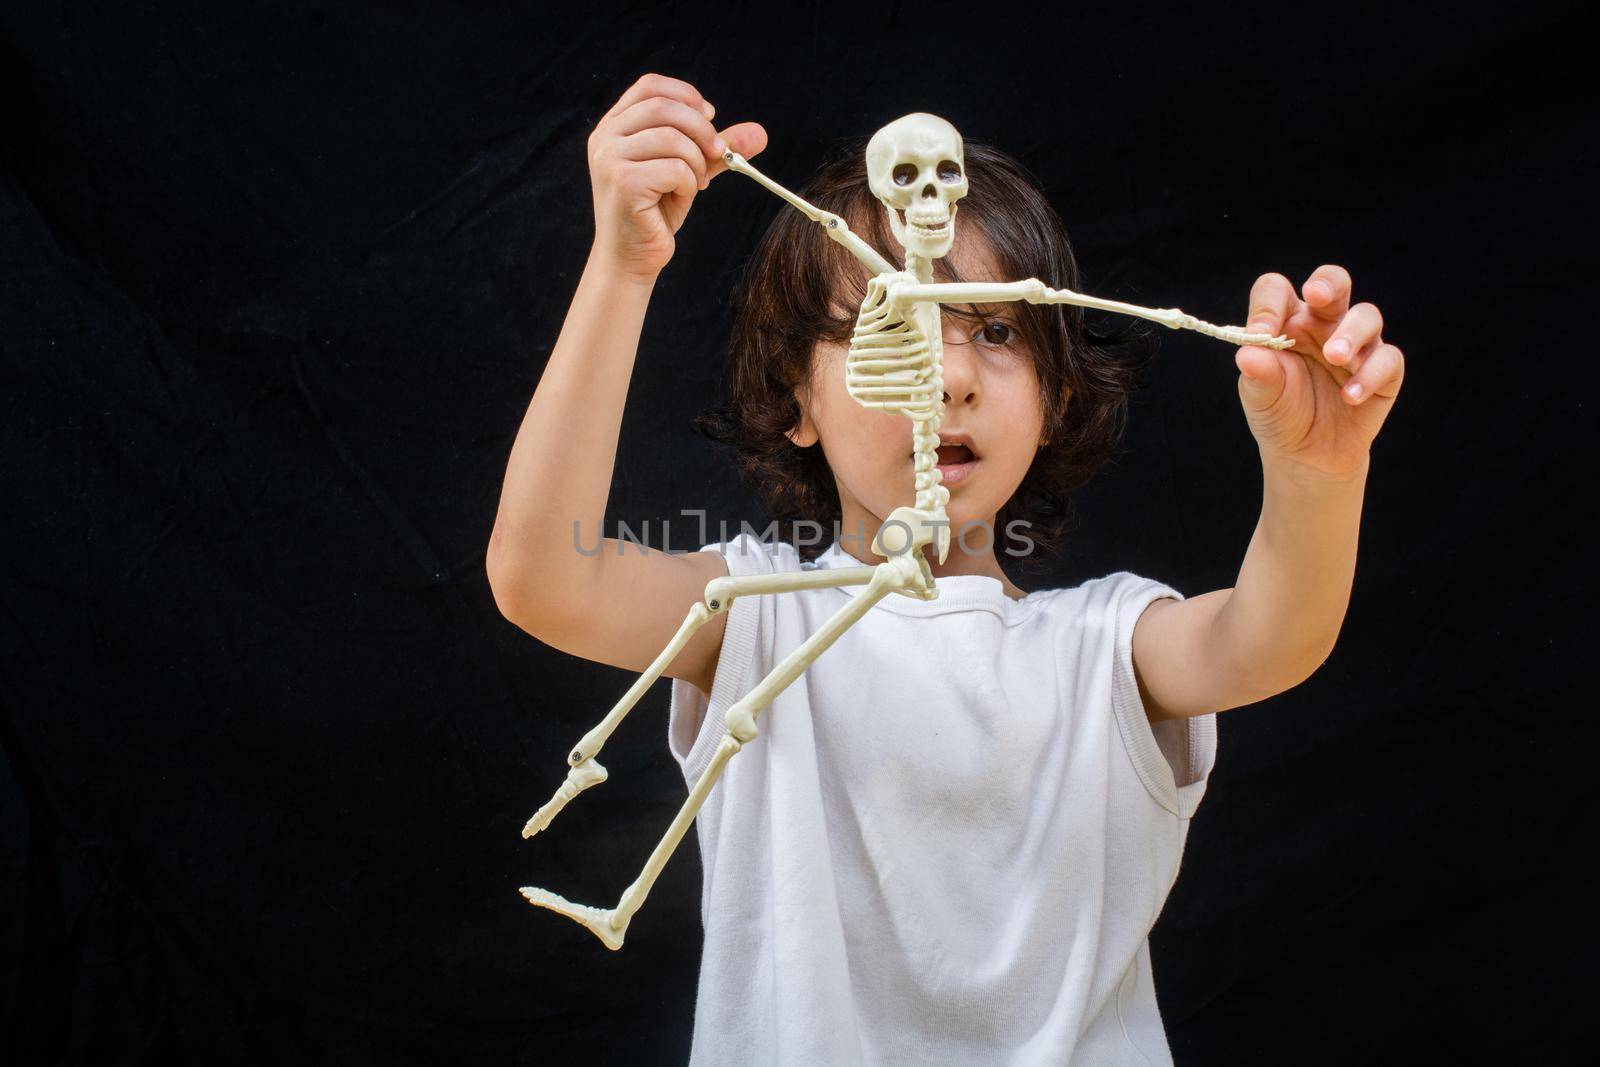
1231, 634, 1337, 704
488, 561, 562, 641
485, 537, 590, 642
486, 532, 545, 632
1271, 651, 1332, 698
486, 545, 529, 627
1289, 628, 1342, 689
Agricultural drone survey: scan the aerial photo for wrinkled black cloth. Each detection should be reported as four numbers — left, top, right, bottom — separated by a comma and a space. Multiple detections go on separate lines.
1, 2, 1593, 1064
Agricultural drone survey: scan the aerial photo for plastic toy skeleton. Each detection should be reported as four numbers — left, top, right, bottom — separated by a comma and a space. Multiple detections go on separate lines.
517, 114, 1292, 950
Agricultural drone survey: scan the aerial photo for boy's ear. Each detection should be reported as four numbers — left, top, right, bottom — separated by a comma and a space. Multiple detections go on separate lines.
787, 385, 819, 448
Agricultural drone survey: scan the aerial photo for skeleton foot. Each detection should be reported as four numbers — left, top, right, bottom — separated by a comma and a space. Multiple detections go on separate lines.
522, 758, 609, 839
519, 886, 629, 951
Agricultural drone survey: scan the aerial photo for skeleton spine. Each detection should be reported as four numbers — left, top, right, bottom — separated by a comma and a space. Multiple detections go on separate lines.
912, 400, 946, 516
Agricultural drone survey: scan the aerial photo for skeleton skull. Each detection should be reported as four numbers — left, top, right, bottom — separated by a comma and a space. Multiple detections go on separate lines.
865, 113, 968, 261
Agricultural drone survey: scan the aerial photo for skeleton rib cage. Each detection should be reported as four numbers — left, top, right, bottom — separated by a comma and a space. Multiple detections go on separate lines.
514, 114, 1294, 951
847, 278, 937, 417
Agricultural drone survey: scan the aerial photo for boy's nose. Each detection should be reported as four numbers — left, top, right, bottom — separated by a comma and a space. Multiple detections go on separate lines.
940, 332, 979, 407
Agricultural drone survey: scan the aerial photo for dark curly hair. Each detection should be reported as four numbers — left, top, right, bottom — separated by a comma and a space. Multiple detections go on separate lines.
692, 136, 1153, 571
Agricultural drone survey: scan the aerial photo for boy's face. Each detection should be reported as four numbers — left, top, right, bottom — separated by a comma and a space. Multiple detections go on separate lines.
791, 232, 1052, 557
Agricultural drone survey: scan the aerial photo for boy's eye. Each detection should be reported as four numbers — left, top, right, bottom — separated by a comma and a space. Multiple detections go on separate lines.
976, 321, 1015, 346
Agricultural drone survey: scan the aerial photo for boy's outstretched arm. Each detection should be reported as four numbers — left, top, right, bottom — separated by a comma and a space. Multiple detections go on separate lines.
1131, 264, 1407, 719
486, 73, 767, 697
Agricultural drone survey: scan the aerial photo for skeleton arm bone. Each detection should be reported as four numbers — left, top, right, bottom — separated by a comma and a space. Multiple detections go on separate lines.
722, 150, 899, 277
890, 279, 1295, 349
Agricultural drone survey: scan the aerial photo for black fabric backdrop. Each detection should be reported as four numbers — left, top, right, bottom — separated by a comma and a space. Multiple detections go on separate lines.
1, 2, 1593, 1063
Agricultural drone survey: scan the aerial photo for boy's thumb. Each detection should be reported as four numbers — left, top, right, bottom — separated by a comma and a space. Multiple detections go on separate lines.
709, 122, 768, 178
1235, 345, 1286, 409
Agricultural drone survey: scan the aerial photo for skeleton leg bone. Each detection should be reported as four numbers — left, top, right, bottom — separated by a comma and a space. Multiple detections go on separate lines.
890, 279, 1297, 350
521, 601, 713, 839
522, 561, 886, 839
520, 550, 924, 950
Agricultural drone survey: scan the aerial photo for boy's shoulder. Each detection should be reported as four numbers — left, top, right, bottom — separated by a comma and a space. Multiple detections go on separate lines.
1040, 574, 1188, 685
1019, 571, 1186, 644
1043, 568, 1182, 597
1034, 569, 1186, 608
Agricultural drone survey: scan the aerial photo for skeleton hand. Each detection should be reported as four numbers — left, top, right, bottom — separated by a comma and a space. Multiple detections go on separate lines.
1170, 314, 1294, 350
588, 73, 768, 284
1234, 264, 1405, 480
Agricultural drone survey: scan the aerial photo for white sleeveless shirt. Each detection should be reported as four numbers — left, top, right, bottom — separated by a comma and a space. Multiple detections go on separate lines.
667, 534, 1216, 1065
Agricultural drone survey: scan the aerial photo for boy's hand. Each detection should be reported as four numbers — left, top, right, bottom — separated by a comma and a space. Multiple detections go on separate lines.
588, 73, 768, 283
1234, 264, 1405, 479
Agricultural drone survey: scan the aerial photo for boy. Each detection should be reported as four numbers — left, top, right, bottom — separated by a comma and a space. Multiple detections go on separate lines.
488, 73, 1403, 1064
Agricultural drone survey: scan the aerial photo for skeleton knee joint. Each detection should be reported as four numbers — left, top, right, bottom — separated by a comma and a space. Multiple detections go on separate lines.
723, 702, 758, 744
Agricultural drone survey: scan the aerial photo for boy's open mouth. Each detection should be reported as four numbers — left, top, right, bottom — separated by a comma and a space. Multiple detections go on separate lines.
918, 442, 979, 487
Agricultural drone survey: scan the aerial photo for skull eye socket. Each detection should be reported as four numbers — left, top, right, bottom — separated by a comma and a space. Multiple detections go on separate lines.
937, 160, 962, 183
892, 164, 918, 186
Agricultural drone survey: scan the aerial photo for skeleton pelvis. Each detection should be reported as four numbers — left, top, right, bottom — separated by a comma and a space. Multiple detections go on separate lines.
846, 273, 937, 418
871, 506, 943, 558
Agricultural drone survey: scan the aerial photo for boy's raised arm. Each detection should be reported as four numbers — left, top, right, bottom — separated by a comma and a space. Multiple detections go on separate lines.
1130, 265, 1406, 720
486, 73, 767, 696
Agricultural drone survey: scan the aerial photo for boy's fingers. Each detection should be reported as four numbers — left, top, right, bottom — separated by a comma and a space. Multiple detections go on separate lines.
633, 157, 700, 205
604, 73, 710, 123
1303, 264, 1353, 322
1243, 272, 1297, 335
705, 121, 769, 180
1341, 342, 1404, 404
610, 97, 723, 173
619, 126, 709, 190
1321, 302, 1384, 367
